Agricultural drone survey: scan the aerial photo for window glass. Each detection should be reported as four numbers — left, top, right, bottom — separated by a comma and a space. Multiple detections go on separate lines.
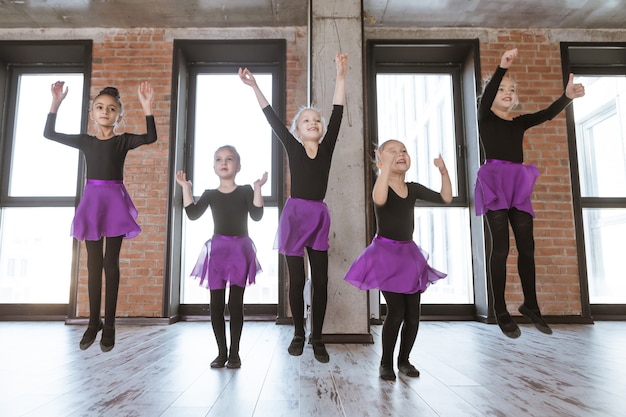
181, 73, 278, 304
376, 73, 473, 304
572, 75, 626, 304
573, 76, 626, 198
0, 207, 74, 303
9, 74, 83, 197
583, 208, 626, 303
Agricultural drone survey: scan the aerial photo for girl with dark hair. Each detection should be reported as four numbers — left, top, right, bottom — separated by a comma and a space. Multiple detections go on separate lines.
44, 81, 157, 351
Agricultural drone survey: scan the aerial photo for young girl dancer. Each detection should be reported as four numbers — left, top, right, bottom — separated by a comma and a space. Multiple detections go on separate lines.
176, 146, 267, 369
238, 52, 348, 363
344, 140, 452, 381
475, 48, 585, 338
45, 81, 157, 351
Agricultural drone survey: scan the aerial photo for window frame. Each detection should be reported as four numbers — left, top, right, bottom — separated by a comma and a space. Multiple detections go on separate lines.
366, 39, 483, 319
166, 39, 286, 321
0, 40, 92, 319
561, 42, 626, 319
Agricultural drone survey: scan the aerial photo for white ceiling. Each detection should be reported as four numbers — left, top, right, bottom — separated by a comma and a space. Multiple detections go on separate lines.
0, 0, 625, 29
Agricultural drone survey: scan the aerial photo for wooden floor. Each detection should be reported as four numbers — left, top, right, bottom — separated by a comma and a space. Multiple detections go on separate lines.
1, 320, 625, 417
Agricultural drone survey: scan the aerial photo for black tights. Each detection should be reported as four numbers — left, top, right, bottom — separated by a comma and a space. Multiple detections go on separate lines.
210, 286, 245, 358
381, 291, 421, 367
84, 236, 124, 328
285, 248, 328, 341
485, 208, 538, 315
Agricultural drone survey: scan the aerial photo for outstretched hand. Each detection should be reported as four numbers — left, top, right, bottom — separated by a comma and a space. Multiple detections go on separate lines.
254, 172, 268, 188
500, 48, 518, 69
175, 170, 192, 188
565, 73, 585, 99
51, 81, 69, 102
433, 154, 448, 175
137, 81, 154, 105
336, 51, 348, 78
238, 68, 257, 87
137, 81, 154, 115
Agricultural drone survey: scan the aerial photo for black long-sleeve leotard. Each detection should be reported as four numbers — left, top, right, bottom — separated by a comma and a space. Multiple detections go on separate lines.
375, 183, 445, 242
262, 105, 343, 200
184, 186, 263, 237
44, 113, 157, 180
478, 66, 572, 163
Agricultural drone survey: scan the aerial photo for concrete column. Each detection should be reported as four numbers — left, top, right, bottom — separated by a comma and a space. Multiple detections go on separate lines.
310, 0, 370, 342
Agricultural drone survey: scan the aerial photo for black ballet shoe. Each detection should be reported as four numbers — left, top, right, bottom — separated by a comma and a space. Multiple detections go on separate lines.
210, 355, 228, 368
398, 361, 420, 377
79, 320, 104, 350
379, 364, 396, 381
100, 325, 115, 352
287, 335, 305, 356
226, 354, 241, 369
496, 312, 521, 339
311, 339, 330, 363
518, 305, 553, 335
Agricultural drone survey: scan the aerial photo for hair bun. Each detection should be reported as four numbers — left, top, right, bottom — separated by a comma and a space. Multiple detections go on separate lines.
99, 86, 120, 99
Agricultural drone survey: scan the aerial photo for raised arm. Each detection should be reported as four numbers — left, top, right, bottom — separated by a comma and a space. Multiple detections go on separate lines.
333, 52, 348, 106
478, 49, 517, 118
49, 81, 69, 113
137, 81, 154, 116
239, 68, 270, 109
434, 155, 453, 203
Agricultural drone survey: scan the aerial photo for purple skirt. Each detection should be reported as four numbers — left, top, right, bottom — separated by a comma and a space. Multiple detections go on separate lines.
72, 180, 140, 241
190, 234, 261, 290
474, 159, 539, 217
344, 235, 446, 294
277, 197, 331, 256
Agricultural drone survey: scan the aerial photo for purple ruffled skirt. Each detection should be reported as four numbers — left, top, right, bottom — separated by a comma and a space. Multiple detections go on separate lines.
344, 235, 446, 294
276, 197, 331, 256
190, 234, 261, 290
474, 159, 539, 217
72, 179, 140, 241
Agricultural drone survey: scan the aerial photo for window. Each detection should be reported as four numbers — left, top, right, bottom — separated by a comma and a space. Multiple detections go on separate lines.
562, 43, 626, 312
367, 40, 482, 316
169, 40, 286, 318
0, 40, 91, 317
181, 72, 279, 305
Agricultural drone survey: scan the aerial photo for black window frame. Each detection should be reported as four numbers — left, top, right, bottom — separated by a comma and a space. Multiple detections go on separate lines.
366, 39, 483, 320
0, 40, 92, 320
561, 42, 626, 320
166, 39, 286, 321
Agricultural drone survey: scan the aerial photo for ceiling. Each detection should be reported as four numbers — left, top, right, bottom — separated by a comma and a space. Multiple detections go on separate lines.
0, 0, 625, 29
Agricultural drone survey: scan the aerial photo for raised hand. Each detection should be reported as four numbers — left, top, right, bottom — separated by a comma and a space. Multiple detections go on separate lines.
49, 81, 69, 112
565, 73, 585, 99
238, 68, 257, 87
500, 48, 518, 69
254, 172, 268, 189
336, 51, 348, 78
137, 81, 154, 115
433, 154, 448, 175
175, 170, 192, 188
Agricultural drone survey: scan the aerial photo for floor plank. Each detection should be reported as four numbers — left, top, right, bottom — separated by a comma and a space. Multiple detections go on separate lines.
1, 321, 625, 416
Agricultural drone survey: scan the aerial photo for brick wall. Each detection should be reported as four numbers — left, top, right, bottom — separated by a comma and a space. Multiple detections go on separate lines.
2, 25, 623, 318
76, 29, 173, 318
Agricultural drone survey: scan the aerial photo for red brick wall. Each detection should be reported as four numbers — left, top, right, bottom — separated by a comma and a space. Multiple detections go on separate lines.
5, 26, 613, 318
479, 30, 581, 315
76, 29, 173, 318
